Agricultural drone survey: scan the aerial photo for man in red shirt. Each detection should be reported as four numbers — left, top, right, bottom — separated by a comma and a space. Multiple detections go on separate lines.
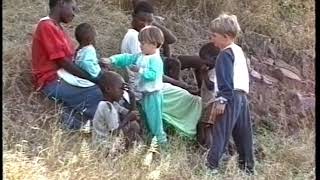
32, 0, 103, 129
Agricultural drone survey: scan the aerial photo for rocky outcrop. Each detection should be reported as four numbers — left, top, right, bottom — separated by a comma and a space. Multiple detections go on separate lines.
242, 32, 314, 134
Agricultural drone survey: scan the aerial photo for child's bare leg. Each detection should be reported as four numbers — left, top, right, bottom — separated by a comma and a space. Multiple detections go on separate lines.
122, 120, 142, 148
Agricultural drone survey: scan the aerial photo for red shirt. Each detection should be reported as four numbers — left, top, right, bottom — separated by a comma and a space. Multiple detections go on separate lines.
32, 18, 75, 90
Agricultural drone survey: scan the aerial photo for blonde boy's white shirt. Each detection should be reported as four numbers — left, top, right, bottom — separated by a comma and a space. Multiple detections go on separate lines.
222, 43, 250, 93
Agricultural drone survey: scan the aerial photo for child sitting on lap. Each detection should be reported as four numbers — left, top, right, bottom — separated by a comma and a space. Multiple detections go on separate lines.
57, 23, 101, 132
93, 71, 141, 148
57, 23, 101, 87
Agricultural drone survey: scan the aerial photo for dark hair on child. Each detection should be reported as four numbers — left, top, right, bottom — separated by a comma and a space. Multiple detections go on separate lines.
133, 1, 154, 15
97, 71, 124, 94
75, 23, 95, 44
49, 0, 72, 10
199, 42, 220, 63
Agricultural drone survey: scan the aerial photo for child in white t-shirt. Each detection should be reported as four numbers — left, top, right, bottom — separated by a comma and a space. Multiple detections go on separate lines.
93, 71, 141, 148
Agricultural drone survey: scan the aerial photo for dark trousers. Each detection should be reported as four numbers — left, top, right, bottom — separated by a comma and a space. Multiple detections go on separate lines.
207, 91, 254, 170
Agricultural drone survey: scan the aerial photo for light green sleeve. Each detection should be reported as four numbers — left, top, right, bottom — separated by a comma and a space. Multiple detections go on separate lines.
110, 53, 139, 69
140, 56, 163, 81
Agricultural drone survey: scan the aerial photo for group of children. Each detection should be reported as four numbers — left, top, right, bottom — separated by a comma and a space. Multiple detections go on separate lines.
58, 9, 254, 175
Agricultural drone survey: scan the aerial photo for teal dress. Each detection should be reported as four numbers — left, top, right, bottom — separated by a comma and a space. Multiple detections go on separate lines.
110, 53, 167, 144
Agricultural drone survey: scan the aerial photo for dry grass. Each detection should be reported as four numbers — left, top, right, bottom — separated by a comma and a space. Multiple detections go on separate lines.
153, 0, 315, 52
3, 0, 315, 179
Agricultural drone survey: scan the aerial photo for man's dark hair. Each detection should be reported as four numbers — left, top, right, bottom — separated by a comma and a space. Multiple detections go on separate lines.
199, 42, 220, 63
75, 23, 94, 43
49, 0, 72, 10
133, 1, 154, 15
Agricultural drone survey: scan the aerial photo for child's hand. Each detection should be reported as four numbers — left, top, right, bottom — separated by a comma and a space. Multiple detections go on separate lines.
100, 63, 114, 71
126, 88, 134, 95
127, 89, 136, 100
213, 102, 226, 115
200, 64, 209, 74
100, 57, 111, 64
130, 65, 140, 72
127, 89, 137, 111
122, 83, 130, 91
128, 110, 140, 121
100, 58, 114, 71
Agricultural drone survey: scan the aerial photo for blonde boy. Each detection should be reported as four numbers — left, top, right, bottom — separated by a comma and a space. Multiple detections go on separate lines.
206, 13, 254, 175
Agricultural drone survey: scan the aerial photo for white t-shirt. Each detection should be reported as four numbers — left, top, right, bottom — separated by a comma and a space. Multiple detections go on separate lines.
121, 29, 141, 54
121, 28, 160, 55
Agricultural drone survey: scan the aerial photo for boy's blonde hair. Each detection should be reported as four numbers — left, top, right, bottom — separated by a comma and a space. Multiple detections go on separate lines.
210, 13, 241, 38
138, 25, 164, 48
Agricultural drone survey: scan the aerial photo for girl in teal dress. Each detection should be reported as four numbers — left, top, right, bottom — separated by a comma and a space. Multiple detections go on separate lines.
106, 26, 167, 144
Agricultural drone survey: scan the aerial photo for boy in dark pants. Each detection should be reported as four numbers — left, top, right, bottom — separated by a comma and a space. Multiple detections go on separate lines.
206, 13, 254, 175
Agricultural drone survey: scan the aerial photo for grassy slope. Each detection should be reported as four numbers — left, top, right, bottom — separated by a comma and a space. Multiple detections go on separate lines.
3, 0, 315, 179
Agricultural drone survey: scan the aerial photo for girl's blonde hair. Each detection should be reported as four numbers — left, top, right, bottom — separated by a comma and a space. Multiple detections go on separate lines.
138, 25, 164, 48
210, 13, 241, 38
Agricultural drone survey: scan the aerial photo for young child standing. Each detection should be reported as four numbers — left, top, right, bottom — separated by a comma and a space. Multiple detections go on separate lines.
93, 71, 141, 148
104, 26, 167, 144
205, 14, 254, 175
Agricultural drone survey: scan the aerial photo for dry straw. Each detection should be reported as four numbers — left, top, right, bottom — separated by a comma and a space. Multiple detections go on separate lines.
3, 0, 314, 179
